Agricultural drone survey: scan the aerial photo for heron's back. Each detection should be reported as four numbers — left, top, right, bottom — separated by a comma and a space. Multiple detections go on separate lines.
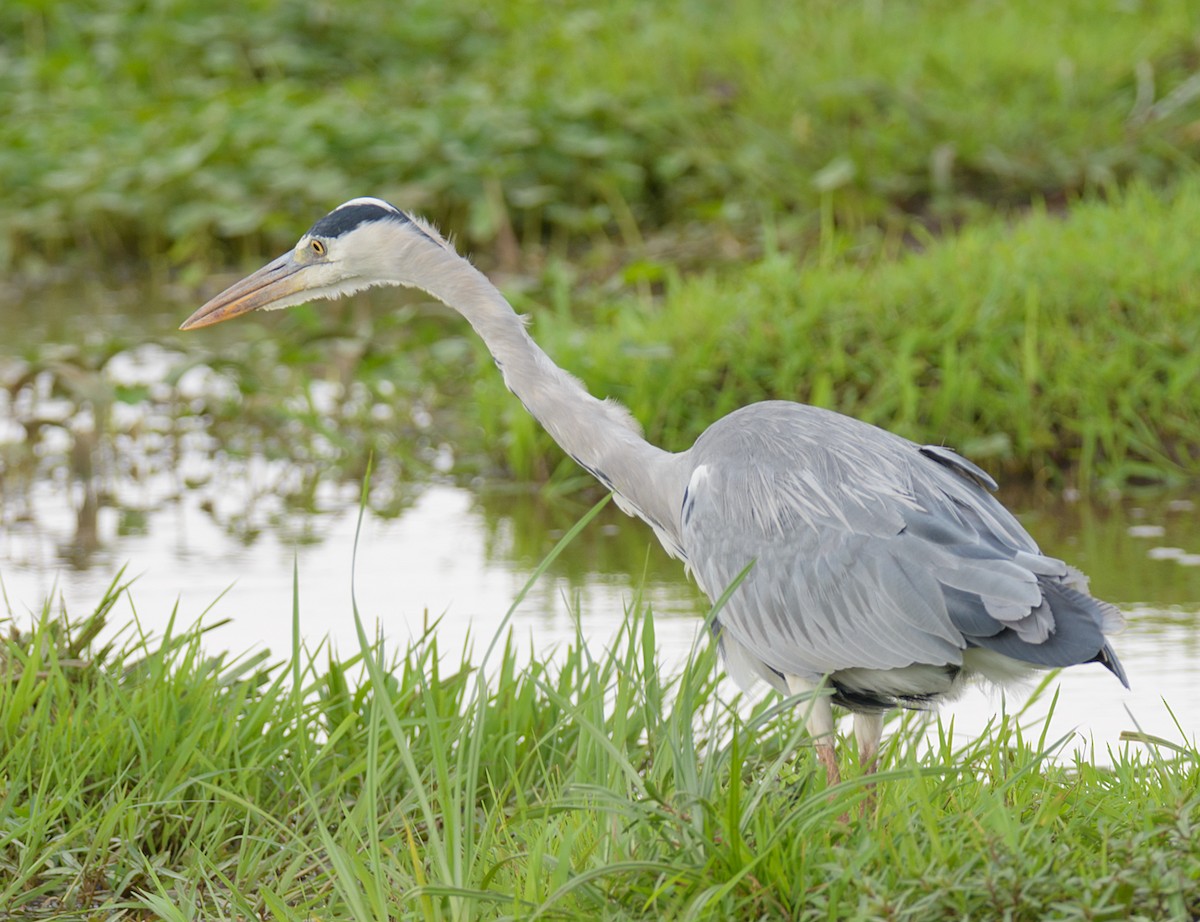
677, 401, 1126, 700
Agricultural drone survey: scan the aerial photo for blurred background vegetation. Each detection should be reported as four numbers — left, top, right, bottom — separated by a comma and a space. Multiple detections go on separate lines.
2, 0, 1199, 499
4, 0, 1199, 271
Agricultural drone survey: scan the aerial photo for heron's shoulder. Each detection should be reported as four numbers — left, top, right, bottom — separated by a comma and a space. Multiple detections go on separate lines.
691, 401, 996, 486
681, 401, 1010, 541
682, 403, 905, 536
690, 401, 925, 489
697, 400, 890, 442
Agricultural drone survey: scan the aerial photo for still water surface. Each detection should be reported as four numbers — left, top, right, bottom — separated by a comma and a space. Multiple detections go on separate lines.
4, 466, 1198, 756
1, 280, 1198, 757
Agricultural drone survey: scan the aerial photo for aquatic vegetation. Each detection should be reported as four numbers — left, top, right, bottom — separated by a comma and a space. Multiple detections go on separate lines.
1, 0, 1198, 271
4, 0, 1199, 502
0, 300, 465, 557
479, 180, 1200, 492
4, 175, 1200, 571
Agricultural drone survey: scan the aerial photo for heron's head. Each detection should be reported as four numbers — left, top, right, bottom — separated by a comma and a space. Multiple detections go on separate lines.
180, 197, 451, 330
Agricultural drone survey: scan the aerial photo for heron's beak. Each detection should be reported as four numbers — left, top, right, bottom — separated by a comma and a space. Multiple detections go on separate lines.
179, 252, 307, 331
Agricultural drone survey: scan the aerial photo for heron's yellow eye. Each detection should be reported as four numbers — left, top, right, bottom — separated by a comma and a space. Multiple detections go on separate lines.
310, 239, 326, 257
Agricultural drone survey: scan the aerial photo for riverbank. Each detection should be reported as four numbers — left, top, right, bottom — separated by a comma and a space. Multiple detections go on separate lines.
5, 2, 1200, 493
1, 559, 1196, 919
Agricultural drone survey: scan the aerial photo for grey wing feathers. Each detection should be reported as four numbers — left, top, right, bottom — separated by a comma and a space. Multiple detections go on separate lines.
918, 444, 998, 491
680, 402, 1126, 686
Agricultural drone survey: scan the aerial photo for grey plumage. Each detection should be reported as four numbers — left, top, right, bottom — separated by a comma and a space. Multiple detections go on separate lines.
680, 402, 1126, 705
181, 197, 1129, 781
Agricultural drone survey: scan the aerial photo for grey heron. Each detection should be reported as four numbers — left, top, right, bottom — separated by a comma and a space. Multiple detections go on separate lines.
181, 197, 1128, 784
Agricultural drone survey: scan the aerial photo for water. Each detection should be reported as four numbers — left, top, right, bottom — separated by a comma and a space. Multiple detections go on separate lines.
2, 280, 1198, 757
5, 447, 1198, 758
2, 478, 704, 666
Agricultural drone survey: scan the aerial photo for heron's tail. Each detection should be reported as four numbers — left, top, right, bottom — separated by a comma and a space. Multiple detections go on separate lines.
962, 577, 1129, 688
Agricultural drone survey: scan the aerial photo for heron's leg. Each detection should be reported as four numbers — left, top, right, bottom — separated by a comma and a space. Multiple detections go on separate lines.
851, 711, 886, 819
853, 711, 884, 774
785, 675, 839, 786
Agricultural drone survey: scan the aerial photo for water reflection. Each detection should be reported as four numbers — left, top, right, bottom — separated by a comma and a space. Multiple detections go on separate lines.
4, 466, 1198, 752
1, 279, 1198, 756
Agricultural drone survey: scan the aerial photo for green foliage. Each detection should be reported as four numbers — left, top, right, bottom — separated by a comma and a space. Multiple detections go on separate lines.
0, 567, 1196, 919
484, 178, 1200, 491
2, 0, 1198, 269
7, 177, 1199, 507
3, 0, 1200, 495
4, 178, 1199, 510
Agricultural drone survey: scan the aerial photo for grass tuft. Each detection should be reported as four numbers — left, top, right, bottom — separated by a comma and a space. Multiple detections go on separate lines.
489, 178, 1200, 491
0, 551, 1196, 918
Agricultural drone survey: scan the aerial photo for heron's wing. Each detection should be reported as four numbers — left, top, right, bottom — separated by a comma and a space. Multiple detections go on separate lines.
679, 402, 1112, 680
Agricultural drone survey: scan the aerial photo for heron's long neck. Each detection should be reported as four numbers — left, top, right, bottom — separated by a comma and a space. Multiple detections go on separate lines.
412, 251, 685, 547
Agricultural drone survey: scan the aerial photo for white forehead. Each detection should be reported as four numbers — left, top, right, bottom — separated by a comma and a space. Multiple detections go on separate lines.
338, 197, 402, 213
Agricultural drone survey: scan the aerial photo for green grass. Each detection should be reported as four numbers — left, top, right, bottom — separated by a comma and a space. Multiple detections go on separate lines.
2, 0, 1198, 271
2, 546, 1196, 919
479, 178, 1200, 491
